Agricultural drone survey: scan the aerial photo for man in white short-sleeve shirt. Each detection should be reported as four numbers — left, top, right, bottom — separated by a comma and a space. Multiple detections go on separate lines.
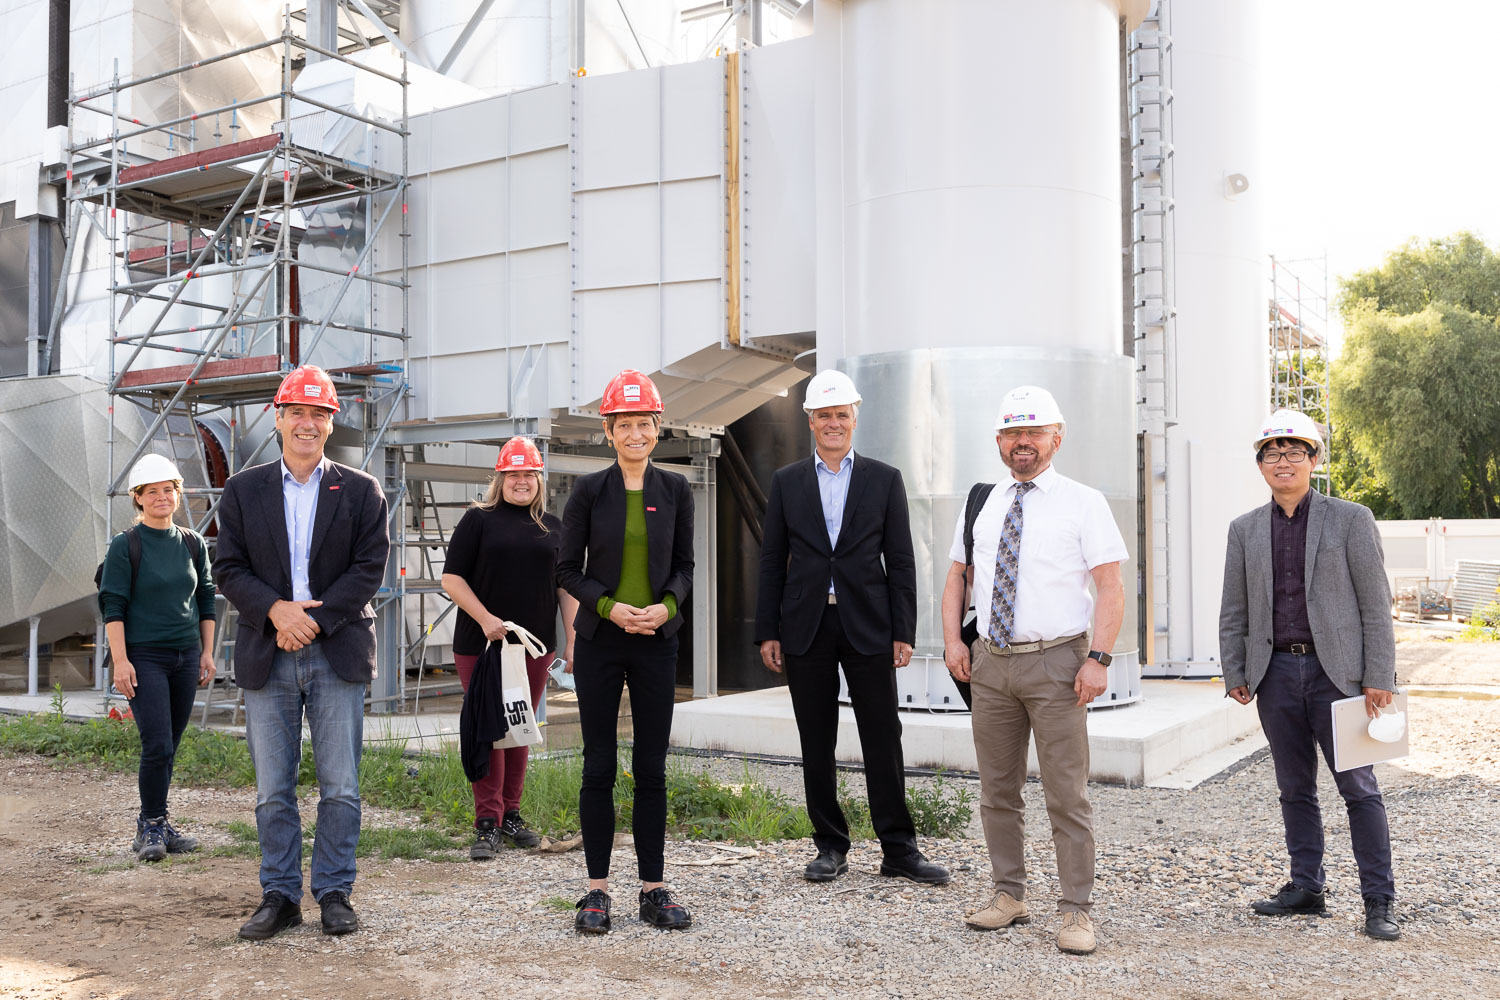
939, 385, 1126, 956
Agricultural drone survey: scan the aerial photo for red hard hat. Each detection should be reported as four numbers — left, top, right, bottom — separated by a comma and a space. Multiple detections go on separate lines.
495, 436, 544, 472
273, 365, 340, 412
599, 369, 663, 415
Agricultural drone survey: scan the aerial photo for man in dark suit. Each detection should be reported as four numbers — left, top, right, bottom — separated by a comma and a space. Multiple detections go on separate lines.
755, 370, 949, 885
214, 366, 390, 941
1220, 409, 1399, 941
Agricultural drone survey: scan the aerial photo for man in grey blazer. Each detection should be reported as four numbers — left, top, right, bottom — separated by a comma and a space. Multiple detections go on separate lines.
1219, 409, 1399, 941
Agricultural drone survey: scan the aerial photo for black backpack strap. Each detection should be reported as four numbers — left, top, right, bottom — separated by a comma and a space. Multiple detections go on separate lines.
963, 483, 997, 567
126, 526, 142, 593
181, 528, 203, 567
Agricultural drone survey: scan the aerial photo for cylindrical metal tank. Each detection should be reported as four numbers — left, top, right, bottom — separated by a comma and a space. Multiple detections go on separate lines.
816, 0, 1142, 706
1159, 0, 1266, 665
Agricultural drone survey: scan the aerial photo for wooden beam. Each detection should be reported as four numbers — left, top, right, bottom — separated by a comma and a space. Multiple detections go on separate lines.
115, 354, 281, 388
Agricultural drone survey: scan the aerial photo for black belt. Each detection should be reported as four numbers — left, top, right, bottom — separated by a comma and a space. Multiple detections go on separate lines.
1273, 642, 1315, 655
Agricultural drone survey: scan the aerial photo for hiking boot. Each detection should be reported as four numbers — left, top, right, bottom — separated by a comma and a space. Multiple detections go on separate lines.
639, 887, 692, 930
500, 809, 541, 849
162, 815, 200, 854
1056, 911, 1096, 954
964, 889, 1030, 930
132, 815, 168, 863
1364, 896, 1400, 941
470, 817, 502, 861
1252, 882, 1328, 917
575, 889, 612, 934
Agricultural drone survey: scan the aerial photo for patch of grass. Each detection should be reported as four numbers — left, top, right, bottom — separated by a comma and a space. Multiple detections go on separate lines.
905, 770, 975, 839
542, 895, 577, 914
207, 820, 265, 859
84, 861, 136, 875
356, 826, 463, 862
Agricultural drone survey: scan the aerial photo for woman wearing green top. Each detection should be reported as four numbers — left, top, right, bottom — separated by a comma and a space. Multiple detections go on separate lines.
99, 454, 218, 862
557, 369, 694, 935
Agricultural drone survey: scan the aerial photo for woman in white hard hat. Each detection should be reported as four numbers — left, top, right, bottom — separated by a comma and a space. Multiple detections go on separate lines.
98, 454, 218, 862
441, 436, 578, 860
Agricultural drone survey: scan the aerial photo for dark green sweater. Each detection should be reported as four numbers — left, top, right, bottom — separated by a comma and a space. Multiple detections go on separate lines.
99, 523, 217, 650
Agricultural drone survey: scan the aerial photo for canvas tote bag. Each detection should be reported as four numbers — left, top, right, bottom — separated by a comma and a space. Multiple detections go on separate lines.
494, 621, 546, 749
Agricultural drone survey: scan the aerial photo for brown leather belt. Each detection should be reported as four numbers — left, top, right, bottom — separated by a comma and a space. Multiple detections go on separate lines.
979, 632, 1086, 657
1273, 642, 1315, 655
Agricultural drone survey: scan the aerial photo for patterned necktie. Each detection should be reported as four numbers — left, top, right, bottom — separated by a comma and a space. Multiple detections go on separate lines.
989, 481, 1036, 646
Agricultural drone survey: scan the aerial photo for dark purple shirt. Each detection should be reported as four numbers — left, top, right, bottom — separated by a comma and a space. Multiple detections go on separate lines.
1270, 490, 1314, 646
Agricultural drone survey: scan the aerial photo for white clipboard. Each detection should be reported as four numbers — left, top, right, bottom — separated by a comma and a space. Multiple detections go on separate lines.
1330, 691, 1409, 772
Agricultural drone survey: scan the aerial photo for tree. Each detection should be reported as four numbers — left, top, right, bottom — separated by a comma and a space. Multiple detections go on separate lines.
1338, 232, 1500, 321
1330, 303, 1500, 518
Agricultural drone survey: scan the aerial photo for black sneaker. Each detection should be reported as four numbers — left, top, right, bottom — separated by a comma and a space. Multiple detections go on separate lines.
500, 809, 541, 849
162, 816, 200, 854
470, 817, 502, 861
639, 887, 692, 930
1252, 882, 1328, 916
132, 815, 168, 863
1364, 895, 1400, 941
575, 889, 612, 934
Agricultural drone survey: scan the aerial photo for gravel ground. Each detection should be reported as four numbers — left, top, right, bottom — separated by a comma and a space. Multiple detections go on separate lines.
5, 659, 1500, 999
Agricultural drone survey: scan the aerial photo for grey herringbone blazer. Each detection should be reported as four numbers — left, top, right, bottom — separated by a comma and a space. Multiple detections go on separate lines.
1218, 490, 1396, 697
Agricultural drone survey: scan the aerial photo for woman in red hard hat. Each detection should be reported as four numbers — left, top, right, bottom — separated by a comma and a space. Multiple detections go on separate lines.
441, 436, 578, 859
557, 369, 695, 934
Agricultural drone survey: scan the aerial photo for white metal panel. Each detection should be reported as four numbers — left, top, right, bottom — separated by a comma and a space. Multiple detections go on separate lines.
508, 81, 570, 154
428, 160, 510, 263
659, 58, 724, 182
740, 38, 815, 343
509, 244, 571, 340
573, 69, 659, 191
424, 352, 511, 420
0, 2, 45, 89
432, 96, 510, 172
574, 286, 662, 400
573, 185, 660, 290
407, 111, 432, 174
661, 177, 723, 284
429, 256, 507, 354
661, 280, 723, 370
404, 176, 432, 267
508, 147, 570, 250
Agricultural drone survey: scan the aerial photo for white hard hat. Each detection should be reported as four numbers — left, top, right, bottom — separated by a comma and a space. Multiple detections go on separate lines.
1253, 409, 1323, 453
127, 454, 185, 492
803, 370, 862, 411
994, 386, 1065, 430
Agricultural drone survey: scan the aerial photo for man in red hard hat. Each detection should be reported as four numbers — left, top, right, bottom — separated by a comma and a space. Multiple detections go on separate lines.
215, 365, 390, 941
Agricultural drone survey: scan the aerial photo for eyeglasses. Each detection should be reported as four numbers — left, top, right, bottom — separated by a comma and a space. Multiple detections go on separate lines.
1259, 449, 1310, 465
1000, 426, 1057, 440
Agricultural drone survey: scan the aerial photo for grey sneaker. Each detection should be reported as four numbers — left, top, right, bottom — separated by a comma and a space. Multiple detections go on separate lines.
132, 815, 168, 863
500, 809, 540, 849
162, 815, 200, 854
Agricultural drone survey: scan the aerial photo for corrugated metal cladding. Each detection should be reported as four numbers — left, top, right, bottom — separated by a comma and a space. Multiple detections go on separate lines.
1452, 560, 1500, 619
384, 52, 807, 433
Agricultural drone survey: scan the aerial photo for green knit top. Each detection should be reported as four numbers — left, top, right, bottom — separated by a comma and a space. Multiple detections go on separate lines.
595, 490, 678, 621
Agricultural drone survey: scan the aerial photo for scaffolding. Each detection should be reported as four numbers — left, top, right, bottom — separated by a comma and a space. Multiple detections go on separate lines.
1268, 254, 1331, 493
58, 11, 414, 713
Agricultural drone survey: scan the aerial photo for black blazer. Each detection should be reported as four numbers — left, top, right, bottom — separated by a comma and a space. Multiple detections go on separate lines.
214, 458, 390, 689
557, 462, 694, 640
754, 452, 917, 657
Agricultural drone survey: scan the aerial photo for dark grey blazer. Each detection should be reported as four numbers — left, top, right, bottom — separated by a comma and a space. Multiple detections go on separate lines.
1218, 490, 1396, 697
214, 458, 390, 690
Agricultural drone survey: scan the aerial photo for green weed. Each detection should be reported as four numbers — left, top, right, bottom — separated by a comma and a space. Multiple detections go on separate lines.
542, 895, 577, 914
905, 771, 976, 839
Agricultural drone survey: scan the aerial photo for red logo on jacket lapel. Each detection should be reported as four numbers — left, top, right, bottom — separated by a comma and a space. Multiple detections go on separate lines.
646, 506, 657, 512
328, 485, 340, 490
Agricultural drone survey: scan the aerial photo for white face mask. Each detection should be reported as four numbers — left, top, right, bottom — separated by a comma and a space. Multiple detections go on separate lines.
548, 658, 576, 692
1367, 709, 1406, 744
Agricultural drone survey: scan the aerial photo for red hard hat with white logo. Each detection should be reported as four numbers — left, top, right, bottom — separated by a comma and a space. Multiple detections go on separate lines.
273, 365, 340, 412
495, 436, 545, 471
599, 369, 664, 415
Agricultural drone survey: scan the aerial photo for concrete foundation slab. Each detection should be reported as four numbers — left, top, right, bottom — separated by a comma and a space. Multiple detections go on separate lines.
670, 679, 1266, 789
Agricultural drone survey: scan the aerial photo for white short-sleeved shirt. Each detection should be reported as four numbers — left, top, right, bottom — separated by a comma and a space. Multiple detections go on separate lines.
947, 465, 1128, 643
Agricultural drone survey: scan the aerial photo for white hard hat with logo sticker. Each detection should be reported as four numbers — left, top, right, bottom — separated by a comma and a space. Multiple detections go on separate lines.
1253, 409, 1323, 453
803, 370, 862, 411
127, 453, 185, 492
994, 386, 1065, 430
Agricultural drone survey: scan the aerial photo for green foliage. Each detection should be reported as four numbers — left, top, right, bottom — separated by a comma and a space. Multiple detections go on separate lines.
1338, 233, 1500, 321
904, 771, 976, 839
542, 895, 577, 914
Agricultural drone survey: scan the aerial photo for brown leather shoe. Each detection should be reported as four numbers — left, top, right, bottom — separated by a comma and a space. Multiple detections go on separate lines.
964, 890, 1030, 930
1056, 911, 1096, 954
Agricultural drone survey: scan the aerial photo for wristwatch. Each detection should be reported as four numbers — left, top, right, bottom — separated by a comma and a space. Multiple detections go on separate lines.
1086, 650, 1112, 667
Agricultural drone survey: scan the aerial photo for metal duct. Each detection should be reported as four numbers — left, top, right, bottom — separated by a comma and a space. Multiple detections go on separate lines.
46, 0, 68, 129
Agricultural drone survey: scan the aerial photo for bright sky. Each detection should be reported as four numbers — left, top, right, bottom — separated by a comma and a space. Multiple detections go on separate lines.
1258, 0, 1500, 348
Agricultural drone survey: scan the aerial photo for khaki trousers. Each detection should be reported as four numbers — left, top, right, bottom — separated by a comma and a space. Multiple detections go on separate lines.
970, 633, 1094, 912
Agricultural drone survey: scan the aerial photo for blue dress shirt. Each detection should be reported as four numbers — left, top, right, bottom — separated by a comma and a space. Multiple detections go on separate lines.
814, 450, 853, 595
281, 460, 324, 602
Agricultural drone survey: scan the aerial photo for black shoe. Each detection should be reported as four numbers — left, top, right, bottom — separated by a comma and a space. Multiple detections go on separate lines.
238, 891, 302, 940
500, 809, 541, 849
162, 815, 200, 854
1251, 882, 1328, 916
879, 852, 951, 885
132, 815, 168, 863
1364, 896, 1400, 940
804, 849, 849, 882
639, 887, 692, 930
575, 889, 612, 934
319, 891, 359, 936
470, 817, 502, 861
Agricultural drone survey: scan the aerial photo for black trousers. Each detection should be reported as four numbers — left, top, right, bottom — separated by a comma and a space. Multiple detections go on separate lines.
784, 604, 917, 858
126, 644, 200, 819
573, 623, 678, 882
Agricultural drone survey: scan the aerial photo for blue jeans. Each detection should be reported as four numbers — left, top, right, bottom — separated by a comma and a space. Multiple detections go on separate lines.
1256, 650, 1395, 899
127, 645, 200, 818
243, 641, 365, 903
